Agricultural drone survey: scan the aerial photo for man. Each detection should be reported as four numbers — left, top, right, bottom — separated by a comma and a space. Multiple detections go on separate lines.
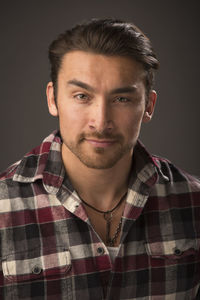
0, 19, 199, 300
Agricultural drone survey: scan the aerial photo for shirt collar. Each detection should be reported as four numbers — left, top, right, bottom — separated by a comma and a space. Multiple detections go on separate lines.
13, 130, 65, 194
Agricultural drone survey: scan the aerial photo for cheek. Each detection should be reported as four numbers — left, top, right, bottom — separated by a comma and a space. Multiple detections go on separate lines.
120, 110, 144, 139
122, 110, 144, 129
58, 106, 87, 133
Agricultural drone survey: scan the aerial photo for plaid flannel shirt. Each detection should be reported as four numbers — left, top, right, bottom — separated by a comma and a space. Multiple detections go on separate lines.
0, 130, 199, 300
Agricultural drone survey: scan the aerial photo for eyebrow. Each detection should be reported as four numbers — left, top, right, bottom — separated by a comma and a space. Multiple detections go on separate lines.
67, 79, 95, 92
110, 86, 137, 94
67, 79, 137, 94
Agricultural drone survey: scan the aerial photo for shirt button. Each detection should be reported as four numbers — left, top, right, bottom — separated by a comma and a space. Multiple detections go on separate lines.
97, 247, 105, 255
174, 248, 182, 256
32, 266, 42, 275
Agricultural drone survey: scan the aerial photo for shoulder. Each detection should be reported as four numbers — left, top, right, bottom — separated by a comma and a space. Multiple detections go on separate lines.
135, 140, 200, 191
0, 160, 21, 181
0, 130, 61, 190
152, 154, 200, 193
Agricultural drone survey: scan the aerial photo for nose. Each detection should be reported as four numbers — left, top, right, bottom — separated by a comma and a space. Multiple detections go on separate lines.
88, 99, 114, 133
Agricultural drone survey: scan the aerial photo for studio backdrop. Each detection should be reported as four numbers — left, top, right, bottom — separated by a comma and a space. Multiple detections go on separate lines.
0, 0, 199, 176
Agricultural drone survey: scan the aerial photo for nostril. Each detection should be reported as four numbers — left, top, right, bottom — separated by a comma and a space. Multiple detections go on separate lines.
89, 124, 96, 130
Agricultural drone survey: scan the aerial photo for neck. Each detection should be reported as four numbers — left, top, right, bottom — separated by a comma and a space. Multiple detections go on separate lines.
61, 145, 133, 210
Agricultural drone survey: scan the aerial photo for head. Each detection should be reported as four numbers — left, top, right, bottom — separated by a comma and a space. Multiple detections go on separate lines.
46, 19, 159, 170
48, 18, 159, 101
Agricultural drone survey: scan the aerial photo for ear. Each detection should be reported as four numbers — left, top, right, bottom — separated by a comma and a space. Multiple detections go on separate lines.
142, 90, 157, 123
46, 82, 58, 117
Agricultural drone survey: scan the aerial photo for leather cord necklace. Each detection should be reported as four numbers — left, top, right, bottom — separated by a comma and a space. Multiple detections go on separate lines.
80, 193, 127, 246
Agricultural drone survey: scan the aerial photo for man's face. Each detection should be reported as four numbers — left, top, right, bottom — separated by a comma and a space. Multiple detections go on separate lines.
47, 51, 156, 169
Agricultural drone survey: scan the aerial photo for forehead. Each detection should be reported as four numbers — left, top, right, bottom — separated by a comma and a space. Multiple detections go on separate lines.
58, 51, 146, 87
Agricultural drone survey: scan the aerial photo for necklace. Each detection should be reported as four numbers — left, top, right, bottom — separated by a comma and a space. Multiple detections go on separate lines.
80, 193, 127, 246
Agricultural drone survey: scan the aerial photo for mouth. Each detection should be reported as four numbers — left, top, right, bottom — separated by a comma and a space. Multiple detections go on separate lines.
85, 138, 117, 148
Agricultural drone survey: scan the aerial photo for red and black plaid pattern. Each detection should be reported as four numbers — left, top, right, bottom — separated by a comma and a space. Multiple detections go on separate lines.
0, 130, 199, 299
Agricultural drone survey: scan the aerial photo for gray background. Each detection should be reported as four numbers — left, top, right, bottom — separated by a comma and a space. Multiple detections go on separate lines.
0, 0, 199, 176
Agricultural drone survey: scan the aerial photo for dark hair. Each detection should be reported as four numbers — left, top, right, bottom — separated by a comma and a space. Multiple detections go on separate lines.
48, 18, 159, 97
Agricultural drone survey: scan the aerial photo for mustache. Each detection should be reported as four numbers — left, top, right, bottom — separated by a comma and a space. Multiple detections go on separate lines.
78, 132, 123, 141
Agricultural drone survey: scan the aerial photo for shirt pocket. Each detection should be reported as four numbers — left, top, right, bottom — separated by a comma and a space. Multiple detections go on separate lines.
2, 247, 71, 283
144, 238, 200, 296
145, 238, 199, 260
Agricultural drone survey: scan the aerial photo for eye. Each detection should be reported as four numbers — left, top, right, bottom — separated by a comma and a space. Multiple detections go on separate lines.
115, 96, 130, 103
74, 93, 89, 101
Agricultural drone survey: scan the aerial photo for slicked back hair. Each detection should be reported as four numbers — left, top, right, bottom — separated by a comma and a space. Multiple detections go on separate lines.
48, 18, 159, 99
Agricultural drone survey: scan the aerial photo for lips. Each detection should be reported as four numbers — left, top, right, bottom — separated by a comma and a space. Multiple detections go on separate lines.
85, 138, 116, 148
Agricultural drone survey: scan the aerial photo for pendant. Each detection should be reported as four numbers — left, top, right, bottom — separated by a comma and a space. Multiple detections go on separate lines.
103, 211, 112, 222
104, 211, 112, 245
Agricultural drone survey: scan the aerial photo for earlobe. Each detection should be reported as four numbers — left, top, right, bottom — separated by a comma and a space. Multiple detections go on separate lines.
143, 90, 157, 123
46, 82, 58, 117
143, 110, 152, 123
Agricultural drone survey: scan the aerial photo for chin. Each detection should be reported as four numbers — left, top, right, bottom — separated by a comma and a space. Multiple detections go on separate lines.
77, 151, 130, 170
